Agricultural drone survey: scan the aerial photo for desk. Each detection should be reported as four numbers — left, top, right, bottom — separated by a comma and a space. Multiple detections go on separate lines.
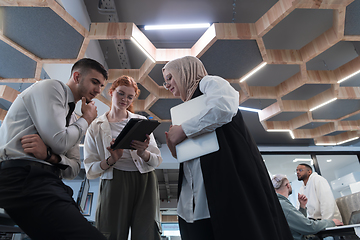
316, 223, 360, 239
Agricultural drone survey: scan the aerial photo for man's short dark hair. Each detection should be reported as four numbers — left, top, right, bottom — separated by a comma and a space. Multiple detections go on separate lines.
299, 163, 312, 172
71, 58, 108, 80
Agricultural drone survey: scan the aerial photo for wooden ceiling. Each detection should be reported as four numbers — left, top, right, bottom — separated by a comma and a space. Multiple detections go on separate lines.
0, 0, 360, 147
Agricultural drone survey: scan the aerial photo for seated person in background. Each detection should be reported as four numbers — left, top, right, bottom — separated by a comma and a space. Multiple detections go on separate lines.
272, 174, 343, 240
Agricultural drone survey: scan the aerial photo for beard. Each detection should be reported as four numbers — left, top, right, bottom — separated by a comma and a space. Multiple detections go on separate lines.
78, 79, 93, 103
297, 175, 305, 181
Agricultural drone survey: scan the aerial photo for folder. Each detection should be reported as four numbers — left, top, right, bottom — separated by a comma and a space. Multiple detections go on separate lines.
170, 94, 219, 162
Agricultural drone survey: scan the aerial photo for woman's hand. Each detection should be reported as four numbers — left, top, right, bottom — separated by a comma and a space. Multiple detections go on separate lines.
104, 139, 124, 168
167, 125, 187, 145
131, 134, 150, 161
165, 131, 177, 158
165, 125, 187, 158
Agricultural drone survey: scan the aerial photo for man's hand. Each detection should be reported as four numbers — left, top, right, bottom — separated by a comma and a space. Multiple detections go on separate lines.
81, 97, 97, 125
20, 134, 47, 160
298, 193, 308, 209
332, 219, 343, 226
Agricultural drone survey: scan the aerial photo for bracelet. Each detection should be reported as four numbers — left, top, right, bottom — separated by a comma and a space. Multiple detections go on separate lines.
106, 157, 115, 167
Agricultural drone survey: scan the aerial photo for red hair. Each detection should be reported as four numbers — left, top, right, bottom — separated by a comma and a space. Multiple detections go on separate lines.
109, 75, 140, 113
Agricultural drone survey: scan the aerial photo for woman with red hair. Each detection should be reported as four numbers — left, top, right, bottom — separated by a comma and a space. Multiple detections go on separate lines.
84, 75, 162, 240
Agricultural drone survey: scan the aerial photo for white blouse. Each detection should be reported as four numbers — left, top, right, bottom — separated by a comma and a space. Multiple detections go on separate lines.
84, 111, 162, 180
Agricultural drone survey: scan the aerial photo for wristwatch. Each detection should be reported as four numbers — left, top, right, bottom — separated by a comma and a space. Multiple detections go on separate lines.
44, 146, 52, 161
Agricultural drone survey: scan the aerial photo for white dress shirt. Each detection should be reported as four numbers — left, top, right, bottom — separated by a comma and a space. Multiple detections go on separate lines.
0, 79, 88, 179
298, 172, 342, 221
177, 75, 239, 223
84, 111, 162, 180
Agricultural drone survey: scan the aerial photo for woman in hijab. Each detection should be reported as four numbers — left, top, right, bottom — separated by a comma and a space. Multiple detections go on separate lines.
163, 56, 293, 240
84, 75, 162, 240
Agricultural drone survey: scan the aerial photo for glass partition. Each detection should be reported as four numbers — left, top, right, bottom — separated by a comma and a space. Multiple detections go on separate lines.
263, 154, 313, 206
316, 155, 360, 199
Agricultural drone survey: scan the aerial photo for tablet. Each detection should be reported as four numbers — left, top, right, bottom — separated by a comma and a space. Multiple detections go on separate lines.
111, 118, 160, 150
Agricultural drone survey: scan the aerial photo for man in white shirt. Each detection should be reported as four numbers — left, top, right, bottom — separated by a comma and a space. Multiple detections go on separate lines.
0, 58, 107, 240
297, 163, 342, 221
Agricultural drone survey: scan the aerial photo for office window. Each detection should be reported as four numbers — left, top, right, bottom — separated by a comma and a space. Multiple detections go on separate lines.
316, 155, 360, 199
263, 154, 312, 206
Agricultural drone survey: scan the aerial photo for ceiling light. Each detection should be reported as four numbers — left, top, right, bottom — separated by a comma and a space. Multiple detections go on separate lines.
238, 106, 261, 113
315, 136, 359, 146
162, 230, 181, 237
240, 62, 267, 83
130, 37, 156, 62
327, 159, 332, 162
267, 129, 290, 132
315, 142, 336, 146
337, 137, 359, 145
289, 131, 295, 139
293, 158, 312, 162
337, 69, 360, 83
144, 23, 210, 30
267, 129, 294, 139
309, 98, 337, 112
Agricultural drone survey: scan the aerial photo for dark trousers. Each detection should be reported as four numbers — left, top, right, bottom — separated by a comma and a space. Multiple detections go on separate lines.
0, 165, 106, 240
178, 217, 215, 240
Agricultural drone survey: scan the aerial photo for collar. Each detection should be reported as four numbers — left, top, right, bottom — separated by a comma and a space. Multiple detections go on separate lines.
64, 84, 75, 103
94, 112, 109, 124
94, 110, 138, 124
308, 172, 317, 181
303, 172, 317, 187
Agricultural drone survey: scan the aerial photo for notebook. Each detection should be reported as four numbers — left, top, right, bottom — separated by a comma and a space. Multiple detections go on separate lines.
170, 94, 219, 163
